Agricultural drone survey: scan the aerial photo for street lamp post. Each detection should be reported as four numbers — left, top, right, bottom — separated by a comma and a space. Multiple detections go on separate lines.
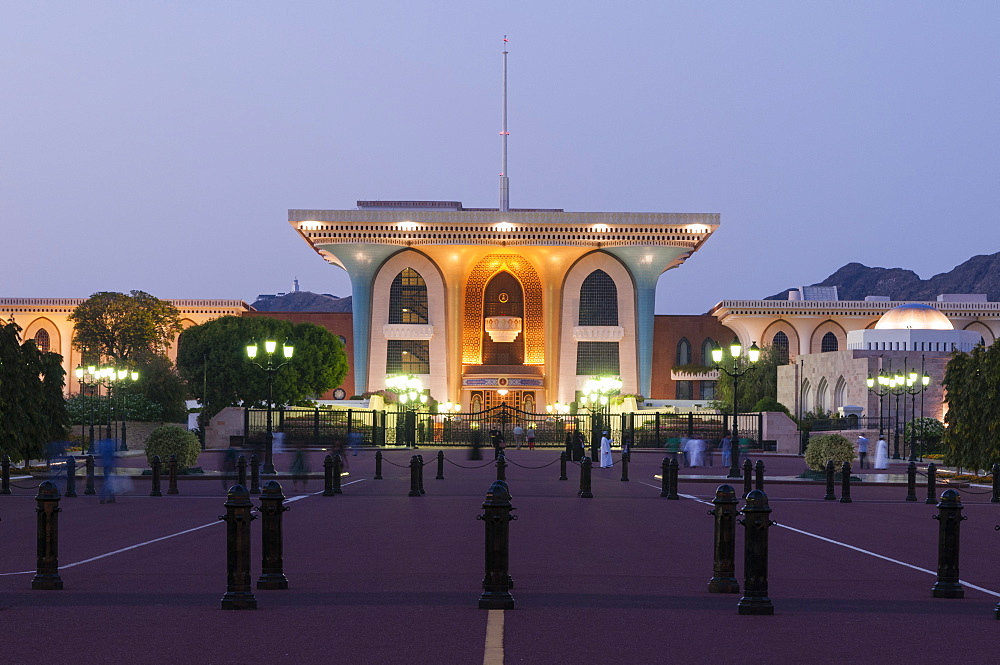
246, 339, 294, 475
117, 369, 139, 452
866, 367, 891, 437
74, 365, 97, 453
580, 376, 623, 460
904, 362, 931, 462
386, 374, 427, 448
712, 338, 761, 479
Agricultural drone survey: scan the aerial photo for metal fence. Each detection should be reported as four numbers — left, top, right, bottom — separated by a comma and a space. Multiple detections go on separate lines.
243, 406, 766, 451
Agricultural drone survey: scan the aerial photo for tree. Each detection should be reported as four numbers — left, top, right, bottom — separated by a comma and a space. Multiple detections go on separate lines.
69, 291, 186, 419
176, 316, 349, 424
943, 340, 1000, 470
713, 344, 786, 415
0, 319, 69, 464
132, 354, 188, 423
69, 291, 183, 365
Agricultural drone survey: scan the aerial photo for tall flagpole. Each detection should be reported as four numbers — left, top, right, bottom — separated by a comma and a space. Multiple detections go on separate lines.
499, 35, 510, 212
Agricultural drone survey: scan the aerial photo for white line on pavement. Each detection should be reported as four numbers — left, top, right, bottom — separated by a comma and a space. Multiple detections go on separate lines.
483, 609, 504, 665
0, 478, 367, 576
638, 481, 1000, 598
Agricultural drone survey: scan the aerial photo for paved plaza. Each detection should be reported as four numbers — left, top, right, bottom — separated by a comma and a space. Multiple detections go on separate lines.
1, 449, 999, 664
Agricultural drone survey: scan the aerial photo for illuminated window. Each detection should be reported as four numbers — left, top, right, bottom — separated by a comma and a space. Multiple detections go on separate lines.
33, 329, 50, 353
576, 341, 619, 375
386, 340, 429, 374
389, 268, 428, 324
821, 332, 838, 353
579, 270, 618, 326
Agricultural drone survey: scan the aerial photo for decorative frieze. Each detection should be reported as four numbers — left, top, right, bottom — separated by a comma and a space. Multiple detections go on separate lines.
382, 324, 435, 340
572, 326, 625, 341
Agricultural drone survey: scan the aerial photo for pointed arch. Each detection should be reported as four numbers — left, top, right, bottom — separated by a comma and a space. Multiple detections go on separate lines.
810, 320, 847, 354
816, 377, 829, 414
463, 254, 543, 365
834, 376, 847, 411
800, 379, 812, 415
676, 337, 692, 365
700, 338, 716, 366
579, 270, 618, 326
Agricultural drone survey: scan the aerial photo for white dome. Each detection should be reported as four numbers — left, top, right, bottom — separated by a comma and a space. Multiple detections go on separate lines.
874, 304, 953, 331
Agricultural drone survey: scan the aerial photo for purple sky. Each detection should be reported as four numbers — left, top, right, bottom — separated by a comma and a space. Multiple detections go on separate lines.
3, 2, 997, 314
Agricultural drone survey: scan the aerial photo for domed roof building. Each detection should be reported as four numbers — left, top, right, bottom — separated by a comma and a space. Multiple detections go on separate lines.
848, 303, 980, 353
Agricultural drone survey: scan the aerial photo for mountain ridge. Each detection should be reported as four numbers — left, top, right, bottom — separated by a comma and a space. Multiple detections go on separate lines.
764, 252, 1000, 302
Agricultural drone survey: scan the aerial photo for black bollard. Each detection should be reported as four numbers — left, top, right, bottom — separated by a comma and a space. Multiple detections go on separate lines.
322, 455, 336, 497
742, 459, 752, 498
931, 489, 965, 599
436, 450, 445, 480
237, 455, 247, 489
579, 456, 594, 498
992, 463, 999, 504
559, 451, 568, 481
64, 456, 77, 498
906, 461, 918, 502
374, 449, 383, 480
417, 454, 426, 494
168, 455, 179, 495
332, 454, 343, 495
659, 457, 670, 497
824, 460, 836, 501
926, 462, 937, 505
249, 455, 261, 495
32, 481, 64, 590
620, 451, 630, 482
840, 461, 853, 504
478, 480, 516, 609
408, 455, 421, 497
1, 455, 10, 495
150, 455, 163, 497
708, 484, 740, 593
84, 455, 96, 495
667, 458, 679, 500
256, 480, 289, 590
496, 451, 507, 482
754, 459, 765, 492
737, 489, 774, 615
220, 484, 257, 609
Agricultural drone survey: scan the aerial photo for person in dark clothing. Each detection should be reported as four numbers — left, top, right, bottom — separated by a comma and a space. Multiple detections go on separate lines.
572, 430, 586, 461
489, 426, 505, 460
469, 428, 484, 460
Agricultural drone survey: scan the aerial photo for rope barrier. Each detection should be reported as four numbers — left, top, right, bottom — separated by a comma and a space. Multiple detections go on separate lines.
504, 457, 561, 470
443, 458, 497, 469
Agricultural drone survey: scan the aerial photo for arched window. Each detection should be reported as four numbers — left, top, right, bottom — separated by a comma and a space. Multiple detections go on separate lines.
772, 331, 789, 363
816, 378, 829, 414
834, 376, 847, 411
389, 268, 428, 324
800, 380, 812, 415
821, 332, 838, 353
676, 338, 691, 366
33, 329, 50, 353
579, 270, 618, 326
701, 338, 715, 366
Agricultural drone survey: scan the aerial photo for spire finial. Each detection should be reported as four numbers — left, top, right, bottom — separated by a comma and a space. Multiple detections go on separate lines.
499, 35, 510, 212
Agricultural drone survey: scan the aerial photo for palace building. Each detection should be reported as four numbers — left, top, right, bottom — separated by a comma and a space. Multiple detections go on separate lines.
289, 200, 719, 411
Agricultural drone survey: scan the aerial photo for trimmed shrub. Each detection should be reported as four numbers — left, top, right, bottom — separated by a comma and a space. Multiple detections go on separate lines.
804, 433, 856, 472
752, 396, 790, 415
145, 425, 201, 469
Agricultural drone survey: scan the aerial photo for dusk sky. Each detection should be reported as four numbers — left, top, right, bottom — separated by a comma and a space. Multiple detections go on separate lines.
3, 2, 997, 314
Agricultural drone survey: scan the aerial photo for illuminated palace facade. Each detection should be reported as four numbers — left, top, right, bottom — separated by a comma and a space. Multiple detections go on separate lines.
290, 201, 719, 411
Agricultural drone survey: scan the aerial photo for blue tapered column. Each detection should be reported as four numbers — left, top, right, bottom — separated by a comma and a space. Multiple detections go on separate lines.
315, 243, 402, 394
